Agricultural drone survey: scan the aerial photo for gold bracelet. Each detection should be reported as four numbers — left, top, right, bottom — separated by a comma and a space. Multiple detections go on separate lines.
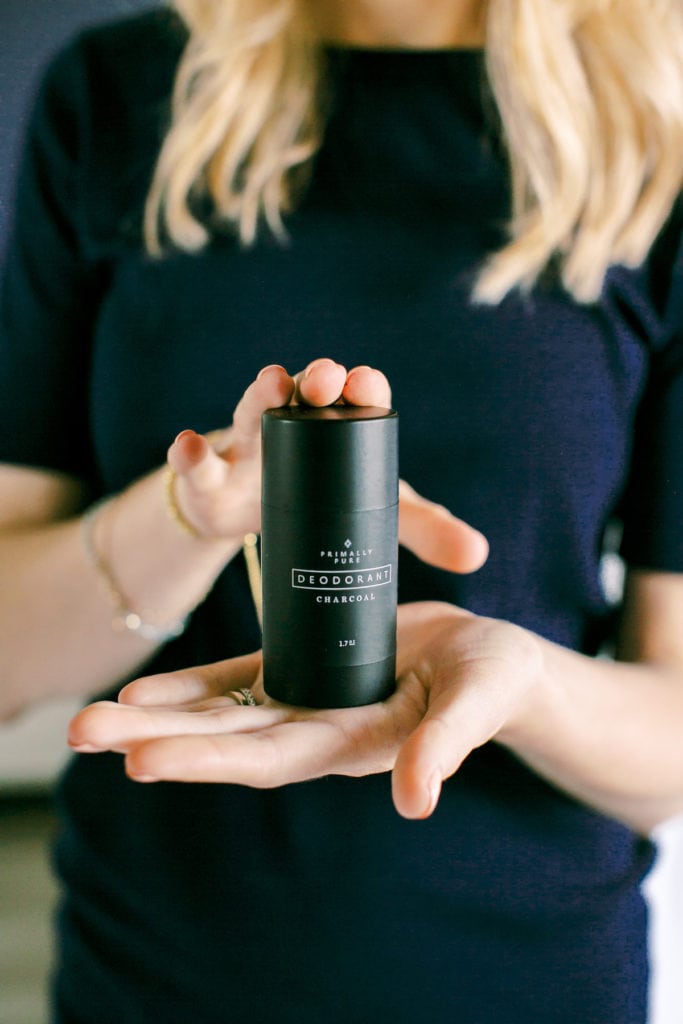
82, 498, 188, 643
163, 467, 201, 537
165, 469, 263, 630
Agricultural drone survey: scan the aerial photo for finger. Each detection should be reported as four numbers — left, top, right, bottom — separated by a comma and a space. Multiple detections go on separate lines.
399, 480, 489, 573
124, 717, 350, 785
166, 367, 294, 496
391, 657, 517, 820
167, 430, 230, 493
68, 698, 284, 754
341, 366, 392, 407
167, 429, 210, 473
293, 358, 348, 406
391, 712, 474, 820
118, 654, 262, 706
230, 364, 295, 459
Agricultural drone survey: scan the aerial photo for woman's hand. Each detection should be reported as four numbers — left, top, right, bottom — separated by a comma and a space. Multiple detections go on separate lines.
167, 356, 488, 569
166, 357, 390, 539
69, 603, 541, 818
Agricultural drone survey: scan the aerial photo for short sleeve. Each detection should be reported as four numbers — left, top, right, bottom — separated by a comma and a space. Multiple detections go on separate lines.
0, 37, 102, 481
620, 214, 683, 572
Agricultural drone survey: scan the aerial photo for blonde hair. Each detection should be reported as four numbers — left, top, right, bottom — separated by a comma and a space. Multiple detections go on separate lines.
145, 0, 683, 303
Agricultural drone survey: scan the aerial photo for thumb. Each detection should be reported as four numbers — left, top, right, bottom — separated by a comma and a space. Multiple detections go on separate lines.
398, 480, 488, 574
391, 674, 491, 820
167, 430, 230, 494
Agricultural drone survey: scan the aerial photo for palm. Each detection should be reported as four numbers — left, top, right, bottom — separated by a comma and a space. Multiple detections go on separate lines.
70, 603, 537, 818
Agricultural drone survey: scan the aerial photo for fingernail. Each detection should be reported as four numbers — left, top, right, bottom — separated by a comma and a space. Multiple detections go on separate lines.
346, 365, 372, 378
422, 772, 442, 818
174, 429, 196, 445
303, 357, 336, 380
68, 742, 103, 754
257, 364, 286, 380
127, 771, 159, 783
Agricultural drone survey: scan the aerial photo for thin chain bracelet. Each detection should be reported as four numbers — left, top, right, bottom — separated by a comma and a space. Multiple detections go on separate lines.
82, 498, 188, 643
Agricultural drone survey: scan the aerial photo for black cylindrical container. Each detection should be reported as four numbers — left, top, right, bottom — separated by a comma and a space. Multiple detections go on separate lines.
261, 405, 398, 708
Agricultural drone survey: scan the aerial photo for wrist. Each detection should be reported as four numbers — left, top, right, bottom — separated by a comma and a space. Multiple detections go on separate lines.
163, 466, 226, 541
82, 497, 190, 643
162, 463, 258, 547
81, 469, 243, 644
164, 467, 202, 537
491, 625, 549, 750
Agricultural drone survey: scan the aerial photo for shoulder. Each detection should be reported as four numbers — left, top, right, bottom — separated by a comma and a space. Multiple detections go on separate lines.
650, 195, 683, 340
40, 9, 186, 125
29, 10, 187, 252
77, 7, 185, 56
600, 196, 683, 356
74, 8, 185, 91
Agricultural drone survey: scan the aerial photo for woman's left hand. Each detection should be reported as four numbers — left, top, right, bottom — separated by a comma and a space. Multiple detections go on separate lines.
69, 602, 542, 818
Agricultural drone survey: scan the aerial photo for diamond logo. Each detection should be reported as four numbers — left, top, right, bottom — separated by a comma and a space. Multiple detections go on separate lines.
344, 539, 352, 548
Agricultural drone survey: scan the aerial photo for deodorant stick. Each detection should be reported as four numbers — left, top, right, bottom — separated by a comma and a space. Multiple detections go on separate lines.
261, 405, 398, 708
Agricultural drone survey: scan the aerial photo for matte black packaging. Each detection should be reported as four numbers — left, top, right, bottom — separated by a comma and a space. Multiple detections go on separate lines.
261, 405, 398, 708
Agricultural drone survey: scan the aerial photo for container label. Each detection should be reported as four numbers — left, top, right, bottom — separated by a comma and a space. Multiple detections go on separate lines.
261, 507, 398, 669
291, 565, 392, 591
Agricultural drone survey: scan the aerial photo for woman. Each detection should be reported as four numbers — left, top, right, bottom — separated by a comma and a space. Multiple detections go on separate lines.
2, 1, 683, 1021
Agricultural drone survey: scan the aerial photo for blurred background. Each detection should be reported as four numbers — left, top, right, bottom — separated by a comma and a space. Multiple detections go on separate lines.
0, 2, 681, 1022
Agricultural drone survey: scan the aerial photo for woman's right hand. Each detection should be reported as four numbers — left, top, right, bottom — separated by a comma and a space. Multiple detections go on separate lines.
166, 357, 393, 540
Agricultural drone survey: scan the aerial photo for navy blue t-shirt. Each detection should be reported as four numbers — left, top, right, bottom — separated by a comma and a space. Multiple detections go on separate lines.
2, 11, 682, 1024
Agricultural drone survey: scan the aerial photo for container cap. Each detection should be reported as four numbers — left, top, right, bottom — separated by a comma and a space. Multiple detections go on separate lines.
262, 405, 398, 511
